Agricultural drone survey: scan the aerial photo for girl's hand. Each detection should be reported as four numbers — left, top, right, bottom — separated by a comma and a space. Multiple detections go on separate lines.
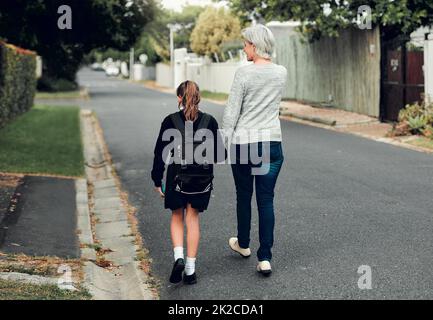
155, 187, 165, 198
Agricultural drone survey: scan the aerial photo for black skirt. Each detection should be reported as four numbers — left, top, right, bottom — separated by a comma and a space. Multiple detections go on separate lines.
164, 164, 212, 213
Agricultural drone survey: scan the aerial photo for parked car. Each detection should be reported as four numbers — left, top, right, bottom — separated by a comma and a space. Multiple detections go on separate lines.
105, 65, 120, 77
91, 63, 104, 71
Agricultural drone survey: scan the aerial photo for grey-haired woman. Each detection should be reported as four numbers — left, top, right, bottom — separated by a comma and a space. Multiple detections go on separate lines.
222, 24, 287, 276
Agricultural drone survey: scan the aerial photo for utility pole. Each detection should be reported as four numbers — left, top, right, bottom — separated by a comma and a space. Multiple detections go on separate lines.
129, 47, 135, 81
167, 23, 182, 88
170, 27, 174, 71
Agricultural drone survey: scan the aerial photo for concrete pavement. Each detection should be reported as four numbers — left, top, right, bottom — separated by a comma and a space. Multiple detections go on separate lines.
0, 176, 79, 259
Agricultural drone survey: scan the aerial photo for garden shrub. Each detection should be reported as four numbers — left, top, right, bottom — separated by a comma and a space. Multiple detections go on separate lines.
0, 41, 37, 127
390, 100, 433, 139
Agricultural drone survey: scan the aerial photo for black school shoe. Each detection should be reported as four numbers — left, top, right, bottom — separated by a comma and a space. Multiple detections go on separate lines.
183, 272, 197, 285
169, 258, 185, 284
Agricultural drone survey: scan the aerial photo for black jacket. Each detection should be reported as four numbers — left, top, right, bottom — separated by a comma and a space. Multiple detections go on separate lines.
151, 110, 225, 188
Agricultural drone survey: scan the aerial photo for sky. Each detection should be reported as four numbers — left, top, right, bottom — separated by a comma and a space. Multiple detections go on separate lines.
161, 0, 228, 12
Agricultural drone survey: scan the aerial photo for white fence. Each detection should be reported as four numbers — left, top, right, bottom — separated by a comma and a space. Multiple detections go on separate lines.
36, 56, 42, 79
156, 63, 173, 88
186, 62, 245, 94
156, 48, 248, 94
133, 64, 155, 81
425, 34, 433, 103
268, 23, 381, 117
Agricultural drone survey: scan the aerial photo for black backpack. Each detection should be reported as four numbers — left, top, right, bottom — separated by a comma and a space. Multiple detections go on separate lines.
170, 112, 214, 195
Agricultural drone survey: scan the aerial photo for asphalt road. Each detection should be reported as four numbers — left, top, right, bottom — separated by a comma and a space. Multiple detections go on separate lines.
74, 68, 433, 299
0, 176, 79, 258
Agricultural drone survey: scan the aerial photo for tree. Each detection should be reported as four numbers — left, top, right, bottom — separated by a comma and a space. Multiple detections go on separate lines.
229, 0, 433, 42
190, 7, 242, 58
0, 0, 156, 90
136, 5, 205, 64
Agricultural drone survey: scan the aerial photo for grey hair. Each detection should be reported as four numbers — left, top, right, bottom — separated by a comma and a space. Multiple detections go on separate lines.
241, 24, 276, 60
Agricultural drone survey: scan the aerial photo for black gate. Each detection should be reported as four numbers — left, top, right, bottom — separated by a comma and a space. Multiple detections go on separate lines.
381, 37, 425, 122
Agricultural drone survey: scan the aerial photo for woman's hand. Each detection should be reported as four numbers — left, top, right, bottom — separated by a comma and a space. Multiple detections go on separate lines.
155, 187, 165, 198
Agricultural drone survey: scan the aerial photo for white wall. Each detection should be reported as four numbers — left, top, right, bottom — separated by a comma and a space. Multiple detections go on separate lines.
156, 63, 173, 88
146, 66, 156, 81
174, 48, 188, 89
156, 48, 248, 93
157, 59, 247, 94
133, 64, 156, 81
187, 62, 246, 94
36, 56, 42, 79
425, 34, 433, 103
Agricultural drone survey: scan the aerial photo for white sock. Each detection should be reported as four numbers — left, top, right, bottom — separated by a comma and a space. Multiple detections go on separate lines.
185, 257, 196, 276
174, 247, 184, 262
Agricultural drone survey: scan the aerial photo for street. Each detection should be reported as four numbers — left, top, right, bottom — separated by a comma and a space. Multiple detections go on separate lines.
75, 68, 433, 299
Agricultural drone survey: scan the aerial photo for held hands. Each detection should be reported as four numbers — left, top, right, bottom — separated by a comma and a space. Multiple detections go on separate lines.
155, 187, 165, 198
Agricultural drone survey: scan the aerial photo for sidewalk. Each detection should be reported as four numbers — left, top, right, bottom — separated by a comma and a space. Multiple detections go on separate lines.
0, 173, 89, 299
280, 101, 381, 127
0, 175, 79, 258
0, 175, 20, 224
280, 101, 433, 154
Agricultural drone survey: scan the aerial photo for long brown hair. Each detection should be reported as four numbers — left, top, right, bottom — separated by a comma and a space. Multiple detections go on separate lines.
176, 80, 201, 121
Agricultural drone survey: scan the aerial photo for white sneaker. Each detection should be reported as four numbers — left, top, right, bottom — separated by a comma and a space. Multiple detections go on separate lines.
257, 261, 272, 276
229, 237, 251, 258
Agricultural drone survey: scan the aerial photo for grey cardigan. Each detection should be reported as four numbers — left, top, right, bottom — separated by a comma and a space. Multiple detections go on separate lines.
222, 63, 287, 145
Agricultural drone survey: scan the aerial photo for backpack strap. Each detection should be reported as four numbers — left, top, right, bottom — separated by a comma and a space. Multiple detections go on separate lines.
197, 113, 211, 131
170, 112, 212, 136
196, 113, 211, 168
170, 112, 185, 136
170, 113, 186, 163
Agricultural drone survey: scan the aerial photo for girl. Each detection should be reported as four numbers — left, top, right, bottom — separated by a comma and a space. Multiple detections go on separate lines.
151, 80, 224, 285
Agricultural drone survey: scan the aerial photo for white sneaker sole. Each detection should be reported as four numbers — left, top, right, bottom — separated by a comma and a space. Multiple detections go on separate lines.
229, 238, 251, 258
257, 265, 272, 276
230, 246, 251, 258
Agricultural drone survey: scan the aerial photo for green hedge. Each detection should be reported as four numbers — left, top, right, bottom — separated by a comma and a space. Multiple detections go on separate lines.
0, 41, 37, 127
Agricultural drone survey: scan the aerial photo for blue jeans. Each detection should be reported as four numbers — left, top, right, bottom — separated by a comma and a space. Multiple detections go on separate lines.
230, 141, 284, 262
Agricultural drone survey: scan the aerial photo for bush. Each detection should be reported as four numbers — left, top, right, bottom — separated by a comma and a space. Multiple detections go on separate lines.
408, 115, 428, 135
422, 125, 433, 139
37, 76, 78, 92
0, 41, 37, 127
392, 100, 433, 139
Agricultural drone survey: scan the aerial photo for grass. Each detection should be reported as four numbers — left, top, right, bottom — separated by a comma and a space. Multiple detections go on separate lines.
35, 90, 87, 100
201, 90, 229, 102
0, 279, 91, 300
0, 105, 84, 177
406, 136, 433, 150
0, 264, 53, 277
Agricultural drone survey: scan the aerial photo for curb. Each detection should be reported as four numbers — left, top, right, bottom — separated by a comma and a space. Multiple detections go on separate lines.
280, 110, 337, 126
79, 86, 90, 100
0, 272, 58, 286
34, 86, 90, 101
79, 109, 155, 300
75, 179, 96, 261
